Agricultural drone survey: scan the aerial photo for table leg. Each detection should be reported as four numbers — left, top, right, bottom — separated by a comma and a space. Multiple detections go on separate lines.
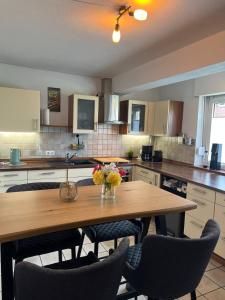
155, 215, 167, 236
140, 217, 151, 241
1, 242, 14, 300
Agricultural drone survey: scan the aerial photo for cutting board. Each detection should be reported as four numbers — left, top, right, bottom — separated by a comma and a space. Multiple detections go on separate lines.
94, 157, 130, 164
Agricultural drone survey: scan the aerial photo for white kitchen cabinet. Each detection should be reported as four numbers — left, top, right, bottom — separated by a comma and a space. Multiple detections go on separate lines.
28, 169, 67, 183
185, 183, 215, 237
153, 100, 183, 136
214, 192, 225, 259
0, 170, 28, 192
133, 166, 160, 187
0, 87, 40, 132
68, 94, 99, 134
68, 168, 93, 182
119, 100, 149, 135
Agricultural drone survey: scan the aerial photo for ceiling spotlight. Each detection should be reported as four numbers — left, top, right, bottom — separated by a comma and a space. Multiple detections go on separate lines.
112, 23, 121, 43
112, 5, 148, 43
133, 9, 148, 21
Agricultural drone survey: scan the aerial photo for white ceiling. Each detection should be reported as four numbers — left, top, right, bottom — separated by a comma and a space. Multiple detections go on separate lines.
0, 0, 225, 78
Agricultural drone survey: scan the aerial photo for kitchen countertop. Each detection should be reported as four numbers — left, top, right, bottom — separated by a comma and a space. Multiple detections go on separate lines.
133, 160, 225, 193
0, 158, 225, 193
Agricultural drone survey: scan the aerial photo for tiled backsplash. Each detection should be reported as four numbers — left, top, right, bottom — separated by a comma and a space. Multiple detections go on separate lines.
0, 124, 149, 159
154, 136, 195, 164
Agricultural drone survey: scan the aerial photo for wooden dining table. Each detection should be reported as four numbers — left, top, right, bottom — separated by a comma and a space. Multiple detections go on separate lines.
0, 181, 197, 300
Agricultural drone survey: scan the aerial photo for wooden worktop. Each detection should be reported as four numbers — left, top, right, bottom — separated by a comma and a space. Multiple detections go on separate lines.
0, 157, 225, 193
133, 160, 225, 193
0, 181, 196, 243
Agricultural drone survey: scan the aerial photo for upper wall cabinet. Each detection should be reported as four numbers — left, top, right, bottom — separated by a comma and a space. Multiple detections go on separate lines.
68, 94, 99, 134
119, 100, 148, 135
153, 100, 183, 136
0, 87, 40, 132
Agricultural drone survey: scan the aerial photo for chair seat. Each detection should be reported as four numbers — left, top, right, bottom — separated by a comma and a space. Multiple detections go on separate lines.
83, 220, 142, 243
127, 243, 142, 269
13, 229, 82, 260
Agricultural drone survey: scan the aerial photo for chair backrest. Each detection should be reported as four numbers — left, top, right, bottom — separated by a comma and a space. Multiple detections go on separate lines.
76, 178, 94, 186
15, 238, 129, 300
7, 182, 60, 193
124, 219, 220, 299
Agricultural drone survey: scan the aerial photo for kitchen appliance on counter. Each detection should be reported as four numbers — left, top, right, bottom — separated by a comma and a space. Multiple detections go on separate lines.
161, 175, 187, 237
141, 145, 153, 161
210, 143, 222, 170
10, 148, 21, 165
152, 150, 163, 162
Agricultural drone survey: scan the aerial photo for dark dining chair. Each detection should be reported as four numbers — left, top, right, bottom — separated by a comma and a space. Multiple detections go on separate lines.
77, 178, 143, 257
7, 182, 82, 262
117, 219, 220, 300
15, 238, 129, 300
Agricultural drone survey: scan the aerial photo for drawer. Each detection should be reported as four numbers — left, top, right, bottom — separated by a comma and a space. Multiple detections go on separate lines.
68, 168, 93, 178
0, 180, 27, 193
186, 194, 214, 223
28, 178, 65, 184
68, 176, 93, 183
214, 231, 225, 259
134, 173, 155, 185
0, 171, 27, 182
28, 169, 67, 180
214, 203, 225, 230
184, 214, 204, 239
135, 167, 160, 186
187, 183, 215, 203
216, 192, 225, 207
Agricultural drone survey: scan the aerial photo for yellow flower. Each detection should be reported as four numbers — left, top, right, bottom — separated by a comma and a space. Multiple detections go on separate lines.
106, 172, 122, 187
93, 170, 104, 185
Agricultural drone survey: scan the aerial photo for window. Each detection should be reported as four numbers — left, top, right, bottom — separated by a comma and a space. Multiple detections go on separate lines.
204, 95, 225, 166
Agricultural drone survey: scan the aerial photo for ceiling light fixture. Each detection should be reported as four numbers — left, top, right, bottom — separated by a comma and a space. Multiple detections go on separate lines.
112, 5, 148, 43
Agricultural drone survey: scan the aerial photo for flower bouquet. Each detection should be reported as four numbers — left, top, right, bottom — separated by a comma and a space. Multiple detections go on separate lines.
92, 163, 126, 200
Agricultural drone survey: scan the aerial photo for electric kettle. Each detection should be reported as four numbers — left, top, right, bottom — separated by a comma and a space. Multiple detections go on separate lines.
10, 148, 21, 165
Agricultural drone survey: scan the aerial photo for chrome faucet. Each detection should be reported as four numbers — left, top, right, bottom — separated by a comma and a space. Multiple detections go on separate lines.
65, 152, 78, 162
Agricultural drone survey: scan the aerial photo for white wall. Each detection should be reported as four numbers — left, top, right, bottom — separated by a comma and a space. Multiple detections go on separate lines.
0, 63, 100, 126
195, 71, 225, 96
113, 30, 225, 94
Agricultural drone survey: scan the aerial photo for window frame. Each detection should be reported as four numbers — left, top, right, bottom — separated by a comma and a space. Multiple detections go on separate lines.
203, 95, 225, 168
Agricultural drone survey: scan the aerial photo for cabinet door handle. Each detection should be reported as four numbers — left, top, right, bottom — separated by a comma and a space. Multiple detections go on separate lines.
190, 220, 203, 229
141, 170, 148, 175
39, 172, 55, 176
192, 187, 206, 194
193, 199, 206, 207
3, 174, 19, 177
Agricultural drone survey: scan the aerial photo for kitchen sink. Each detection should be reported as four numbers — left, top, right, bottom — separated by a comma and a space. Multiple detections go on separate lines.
48, 159, 95, 166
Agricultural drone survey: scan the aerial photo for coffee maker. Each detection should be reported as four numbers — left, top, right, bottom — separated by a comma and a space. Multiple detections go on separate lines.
210, 143, 222, 170
141, 145, 153, 161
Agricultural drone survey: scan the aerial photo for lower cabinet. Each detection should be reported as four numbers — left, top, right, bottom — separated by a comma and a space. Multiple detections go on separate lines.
68, 168, 93, 182
133, 166, 160, 187
184, 214, 205, 238
28, 169, 67, 183
214, 192, 225, 259
0, 171, 27, 192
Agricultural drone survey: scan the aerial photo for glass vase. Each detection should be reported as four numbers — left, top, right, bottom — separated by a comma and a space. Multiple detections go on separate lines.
59, 181, 78, 202
101, 183, 115, 200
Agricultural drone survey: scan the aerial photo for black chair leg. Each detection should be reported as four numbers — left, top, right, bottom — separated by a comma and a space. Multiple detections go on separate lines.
77, 231, 85, 258
134, 234, 139, 244
58, 250, 63, 262
114, 239, 118, 249
191, 290, 197, 300
71, 247, 76, 260
94, 242, 99, 257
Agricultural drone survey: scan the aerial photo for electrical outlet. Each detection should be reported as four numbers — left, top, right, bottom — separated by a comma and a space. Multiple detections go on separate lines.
45, 151, 55, 156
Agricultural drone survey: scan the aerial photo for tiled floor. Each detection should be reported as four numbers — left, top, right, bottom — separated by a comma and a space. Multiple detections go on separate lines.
0, 235, 225, 300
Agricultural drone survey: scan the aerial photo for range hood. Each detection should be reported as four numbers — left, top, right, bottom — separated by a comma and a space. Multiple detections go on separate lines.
100, 78, 123, 124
